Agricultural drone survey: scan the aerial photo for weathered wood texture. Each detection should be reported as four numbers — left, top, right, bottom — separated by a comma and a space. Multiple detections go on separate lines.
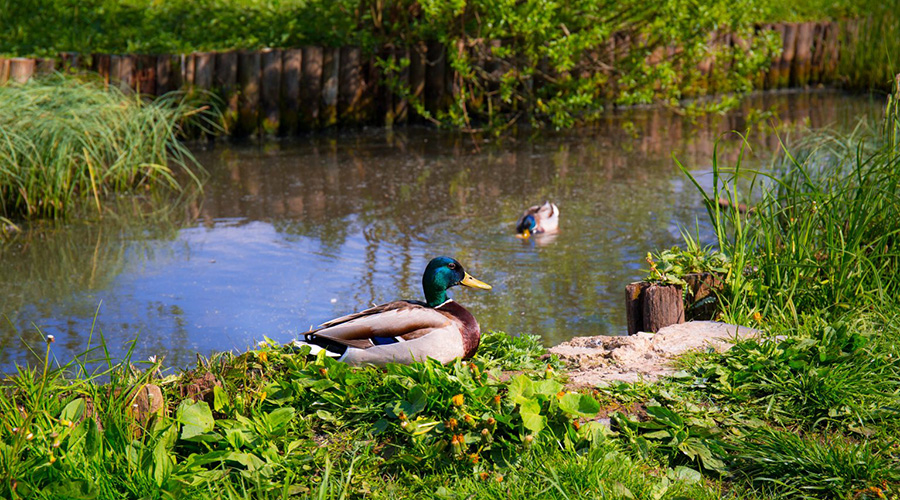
642, 284, 685, 333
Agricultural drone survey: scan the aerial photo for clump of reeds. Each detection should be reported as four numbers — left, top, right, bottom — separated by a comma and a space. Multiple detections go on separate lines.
0, 74, 207, 221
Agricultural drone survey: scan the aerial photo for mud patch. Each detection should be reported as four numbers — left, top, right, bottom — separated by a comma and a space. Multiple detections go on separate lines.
550, 321, 761, 387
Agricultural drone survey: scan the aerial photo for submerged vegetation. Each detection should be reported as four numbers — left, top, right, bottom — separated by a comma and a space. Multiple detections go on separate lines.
0, 74, 209, 222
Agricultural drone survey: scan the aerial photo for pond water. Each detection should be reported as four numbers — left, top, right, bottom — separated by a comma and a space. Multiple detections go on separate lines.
0, 91, 885, 373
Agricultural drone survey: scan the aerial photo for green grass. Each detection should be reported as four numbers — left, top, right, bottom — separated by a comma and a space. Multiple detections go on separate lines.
0, 73, 209, 221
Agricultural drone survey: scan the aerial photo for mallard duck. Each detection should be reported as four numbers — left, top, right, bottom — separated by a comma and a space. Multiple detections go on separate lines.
515, 201, 559, 238
294, 256, 492, 366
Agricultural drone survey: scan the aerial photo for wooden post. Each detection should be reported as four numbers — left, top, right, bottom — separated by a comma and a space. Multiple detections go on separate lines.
193, 52, 215, 91
214, 51, 239, 131
134, 55, 157, 95
810, 22, 826, 84
642, 284, 684, 333
408, 41, 427, 122
625, 282, 651, 335
281, 49, 302, 135
92, 53, 111, 87
183, 53, 196, 92
120, 55, 135, 92
260, 48, 282, 135
300, 46, 323, 129
36, 58, 56, 75
0, 58, 9, 84
778, 23, 797, 88
156, 54, 177, 94
793, 22, 814, 87
825, 21, 841, 80
320, 47, 339, 128
237, 50, 262, 137
339, 46, 363, 124
59, 52, 80, 73
424, 40, 446, 114
8, 58, 35, 83
682, 272, 723, 321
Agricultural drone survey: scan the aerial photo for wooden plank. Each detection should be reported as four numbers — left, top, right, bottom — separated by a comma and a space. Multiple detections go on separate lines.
119, 55, 135, 92
792, 21, 814, 87
778, 22, 797, 88
214, 51, 239, 131
237, 50, 262, 137
642, 284, 684, 333
134, 54, 157, 95
183, 53, 196, 91
193, 52, 215, 90
824, 21, 841, 81
156, 54, 176, 94
0, 58, 9, 84
300, 46, 323, 129
281, 49, 302, 135
338, 46, 363, 124
92, 53, 111, 87
408, 41, 427, 121
8, 58, 35, 83
320, 47, 339, 128
424, 41, 446, 114
260, 48, 282, 135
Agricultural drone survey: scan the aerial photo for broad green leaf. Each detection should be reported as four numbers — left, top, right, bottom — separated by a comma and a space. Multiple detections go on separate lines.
401, 385, 427, 417
213, 385, 228, 412
508, 374, 533, 404
265, 407, 295, 432
670, 466, 702, 484
559, 392, 600, 417
60, 398, 86, 422
177, 400, 215, 440
152, 438, 173, 486
519, 399, 546, 434
533, 379, 563, 398
646, 405, 684, 428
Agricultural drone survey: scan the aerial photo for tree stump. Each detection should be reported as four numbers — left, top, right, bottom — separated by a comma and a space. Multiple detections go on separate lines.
625, 282, 684, 334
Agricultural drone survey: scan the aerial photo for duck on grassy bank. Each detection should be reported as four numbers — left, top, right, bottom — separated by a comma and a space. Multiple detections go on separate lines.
516, 201, 559, 239
294, 256, 492, 366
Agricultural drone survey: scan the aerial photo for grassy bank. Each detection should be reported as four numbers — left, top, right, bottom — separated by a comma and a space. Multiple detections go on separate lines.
0, 74, 208, 222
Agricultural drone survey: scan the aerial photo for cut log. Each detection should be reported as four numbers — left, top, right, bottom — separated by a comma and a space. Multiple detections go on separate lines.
260, 48, 282, 135
281, 49, 302, 135
625, 282, 651, 335
338, 46, 363, 124
300, 46, 323, 129
642, 284, 685, 333
214, 51, 239, 131
682, 273, 723, 321
237, 50, 262, 137
8, 58, 36, 84
320, 47, 339, 127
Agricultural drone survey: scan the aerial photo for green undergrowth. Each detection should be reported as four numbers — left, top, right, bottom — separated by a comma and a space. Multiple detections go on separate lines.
0, 331, 738, 499
0, 73, 212, 223
643, 76, 900, 497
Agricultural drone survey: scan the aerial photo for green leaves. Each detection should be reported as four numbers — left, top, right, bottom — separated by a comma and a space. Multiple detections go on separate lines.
177, 400, 214, 440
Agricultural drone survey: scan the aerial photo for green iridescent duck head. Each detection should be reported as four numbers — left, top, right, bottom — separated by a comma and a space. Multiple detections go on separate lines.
422, 256, 492, 307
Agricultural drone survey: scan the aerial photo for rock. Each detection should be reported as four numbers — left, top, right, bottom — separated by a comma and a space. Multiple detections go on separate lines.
127, 383, 165, 427
550, 321, 761, 388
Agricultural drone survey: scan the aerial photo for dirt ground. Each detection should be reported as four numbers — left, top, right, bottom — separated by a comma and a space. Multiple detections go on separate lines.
550, 321, 761, 388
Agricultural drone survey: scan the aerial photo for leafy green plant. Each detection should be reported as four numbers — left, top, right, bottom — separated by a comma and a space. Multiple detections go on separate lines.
613, 403, 728, 475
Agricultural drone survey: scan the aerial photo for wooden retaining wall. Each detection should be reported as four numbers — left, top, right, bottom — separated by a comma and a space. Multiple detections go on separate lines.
0, 20, 860, 135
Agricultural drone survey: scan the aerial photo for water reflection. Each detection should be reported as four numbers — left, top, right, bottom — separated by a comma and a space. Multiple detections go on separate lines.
0, 91, 884, 372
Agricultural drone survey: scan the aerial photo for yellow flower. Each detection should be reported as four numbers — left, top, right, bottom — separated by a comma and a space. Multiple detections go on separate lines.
752, 311, 762, 322
451, 394, 464, 406
257, 351, 268, 363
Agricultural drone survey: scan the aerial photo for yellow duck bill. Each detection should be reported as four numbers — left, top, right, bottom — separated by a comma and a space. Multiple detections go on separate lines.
460, 272, 492, 290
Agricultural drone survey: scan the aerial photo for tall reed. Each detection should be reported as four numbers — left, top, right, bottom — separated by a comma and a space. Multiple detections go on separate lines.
0, 74, 207, 221
678, 82, 900, 325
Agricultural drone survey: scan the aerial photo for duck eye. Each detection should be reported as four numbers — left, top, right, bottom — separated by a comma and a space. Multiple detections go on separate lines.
447, 263, 457, 270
